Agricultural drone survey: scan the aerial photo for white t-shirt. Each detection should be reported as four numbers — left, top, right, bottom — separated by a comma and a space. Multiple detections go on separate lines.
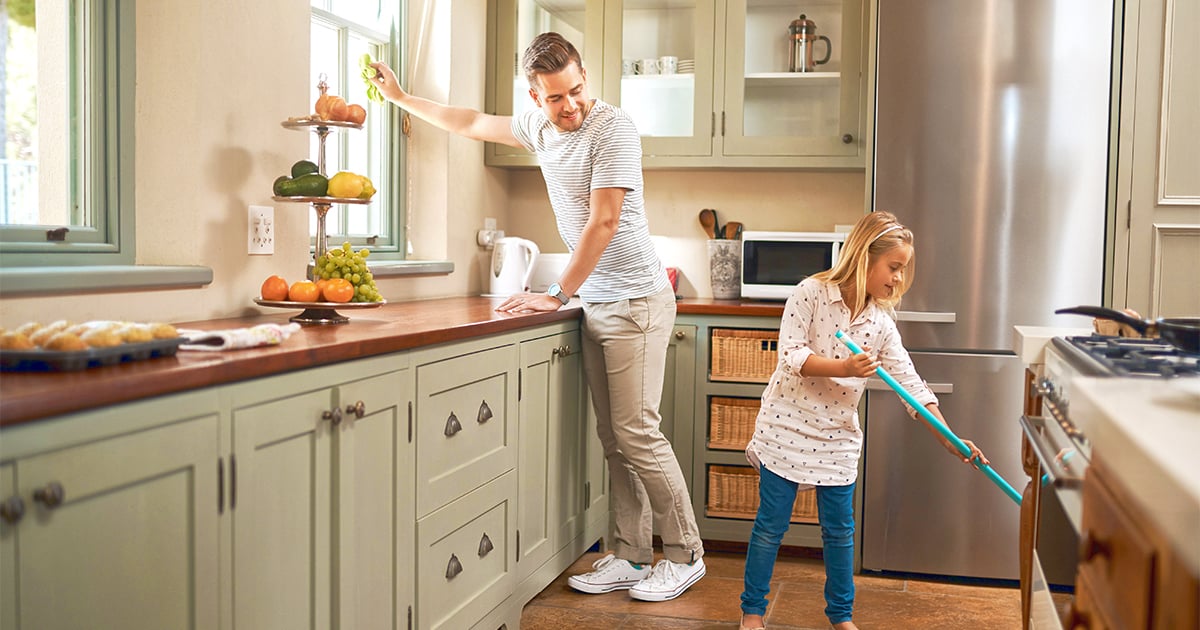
747, 278, 937, 487
511, 99, 667, 303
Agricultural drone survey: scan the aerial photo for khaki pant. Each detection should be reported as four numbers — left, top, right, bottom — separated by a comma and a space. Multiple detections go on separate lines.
581, 284, 704, 565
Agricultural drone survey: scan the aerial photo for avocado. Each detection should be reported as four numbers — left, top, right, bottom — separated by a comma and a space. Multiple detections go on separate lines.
277, 173, 328, 197
272, 175, 291, 196
291, 160, 319, 178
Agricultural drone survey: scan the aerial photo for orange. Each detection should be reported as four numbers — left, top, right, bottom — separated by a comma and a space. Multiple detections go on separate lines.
261, 275, 289, 301
288, 280, 320, 302
314, 278, 332, 301
322, 278, 354, 303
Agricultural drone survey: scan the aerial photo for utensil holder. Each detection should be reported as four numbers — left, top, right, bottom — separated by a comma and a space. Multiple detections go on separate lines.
707, 239, 741, 299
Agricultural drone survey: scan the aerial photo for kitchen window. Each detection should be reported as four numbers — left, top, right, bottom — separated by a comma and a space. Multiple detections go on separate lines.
310, 0, 407, 257
0, 0, 135, 267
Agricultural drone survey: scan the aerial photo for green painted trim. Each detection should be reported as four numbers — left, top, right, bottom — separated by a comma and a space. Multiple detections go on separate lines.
0, 265, 213, 295
368, 260, 453, 278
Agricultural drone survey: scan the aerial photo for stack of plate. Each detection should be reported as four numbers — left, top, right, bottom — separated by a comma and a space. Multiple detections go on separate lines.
678, 59, 695, 74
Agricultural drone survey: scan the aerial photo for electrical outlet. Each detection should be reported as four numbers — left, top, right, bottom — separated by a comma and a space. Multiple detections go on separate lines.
248, 205, 274, 255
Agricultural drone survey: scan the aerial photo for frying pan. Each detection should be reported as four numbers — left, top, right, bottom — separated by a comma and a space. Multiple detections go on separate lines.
1055, 305, 1200, 354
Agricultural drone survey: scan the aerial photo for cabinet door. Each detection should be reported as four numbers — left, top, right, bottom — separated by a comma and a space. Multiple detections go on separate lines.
232, 388, 334, 630
604, 0, 718, 157
334, 368, 414, 630
486, 0, 604, 166
662, 324, 697, 473
720, 0, 865, 160
517, 330, 584, 581
0, 464, 16, 630
11, 414, 220, 630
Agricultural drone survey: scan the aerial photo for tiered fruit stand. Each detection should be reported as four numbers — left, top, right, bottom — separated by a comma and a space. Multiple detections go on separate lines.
255, 92, 384, 325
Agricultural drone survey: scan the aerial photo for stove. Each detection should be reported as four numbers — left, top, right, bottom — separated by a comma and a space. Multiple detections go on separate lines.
1054, 334, 1200, 378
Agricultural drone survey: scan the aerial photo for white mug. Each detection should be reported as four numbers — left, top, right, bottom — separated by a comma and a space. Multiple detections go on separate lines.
659, 55, 678, 75
622, 58, 635, 76
636, 58, 660, 75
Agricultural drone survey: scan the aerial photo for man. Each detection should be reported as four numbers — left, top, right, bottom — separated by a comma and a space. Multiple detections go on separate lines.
371, 32, 705, 601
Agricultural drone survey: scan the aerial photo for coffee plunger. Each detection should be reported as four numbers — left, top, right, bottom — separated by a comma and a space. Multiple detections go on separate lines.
788, 14, 832, 72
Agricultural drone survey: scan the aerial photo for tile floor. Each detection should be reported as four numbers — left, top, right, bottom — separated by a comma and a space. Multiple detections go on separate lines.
522, 549, 1050, 629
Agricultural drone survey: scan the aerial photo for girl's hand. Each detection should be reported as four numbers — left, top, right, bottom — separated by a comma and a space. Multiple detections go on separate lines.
842, 351, 879, 378
369, 61, 405, 102
952, 439, 990, 467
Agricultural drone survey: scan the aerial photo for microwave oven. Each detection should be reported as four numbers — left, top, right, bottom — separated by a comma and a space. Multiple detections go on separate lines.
740, 231, 847, 300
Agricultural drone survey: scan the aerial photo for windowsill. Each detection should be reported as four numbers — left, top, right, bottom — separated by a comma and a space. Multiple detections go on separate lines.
0, 265, 214, 296
0, 260, 453, 297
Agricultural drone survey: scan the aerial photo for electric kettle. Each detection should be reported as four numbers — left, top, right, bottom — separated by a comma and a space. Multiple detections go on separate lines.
489, 237, 540, 296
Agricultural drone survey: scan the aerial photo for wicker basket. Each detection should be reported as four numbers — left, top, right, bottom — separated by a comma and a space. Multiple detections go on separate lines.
709, 396, 760, 450
710, 328, 779, 383
706, 465, 818, 523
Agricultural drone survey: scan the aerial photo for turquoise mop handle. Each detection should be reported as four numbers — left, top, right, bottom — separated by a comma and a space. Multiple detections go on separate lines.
835, 330, 1022, 506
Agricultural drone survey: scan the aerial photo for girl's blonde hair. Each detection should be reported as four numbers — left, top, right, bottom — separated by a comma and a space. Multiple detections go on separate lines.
811, 211, 915, 316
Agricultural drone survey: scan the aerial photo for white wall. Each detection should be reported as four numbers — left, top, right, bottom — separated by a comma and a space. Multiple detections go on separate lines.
0, 0, 865, 328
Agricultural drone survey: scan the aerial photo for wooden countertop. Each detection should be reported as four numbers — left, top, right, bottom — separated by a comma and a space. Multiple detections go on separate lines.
0, 297, 579, 427
0, 296, 785, 427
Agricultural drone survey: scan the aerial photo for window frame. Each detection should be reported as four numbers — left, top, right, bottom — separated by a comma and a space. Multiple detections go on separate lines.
0, 0, 136, 267
309, 3, 408, 259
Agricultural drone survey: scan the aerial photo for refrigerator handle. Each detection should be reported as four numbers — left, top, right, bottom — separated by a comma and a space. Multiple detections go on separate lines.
895, 311, 956, 323
866, 378, 953, 394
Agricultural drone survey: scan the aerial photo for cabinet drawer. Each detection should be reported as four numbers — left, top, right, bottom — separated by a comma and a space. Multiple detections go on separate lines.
1077, 471, 1155, 629
417, 471, 516, 630
416, 345, 517, 517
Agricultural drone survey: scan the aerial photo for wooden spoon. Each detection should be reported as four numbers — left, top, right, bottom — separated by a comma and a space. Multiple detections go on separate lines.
698, 208, 718, 239
724, 221, 743, 240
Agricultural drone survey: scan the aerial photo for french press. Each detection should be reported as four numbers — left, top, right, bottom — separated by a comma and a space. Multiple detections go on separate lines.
788, 14, 832, 73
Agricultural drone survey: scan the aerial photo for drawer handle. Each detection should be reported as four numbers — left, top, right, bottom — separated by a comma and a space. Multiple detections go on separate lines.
323, 407, 343, 425
0, 495, 25, 524
552, 344, 572, 357
478, 532, 494, 558
345, 400, 366, 419
444, 412, 462, 437
1079, 531, 1111, 562
477, 401, 493, 424
445, 554, 463, 580
33, 482, 65, 509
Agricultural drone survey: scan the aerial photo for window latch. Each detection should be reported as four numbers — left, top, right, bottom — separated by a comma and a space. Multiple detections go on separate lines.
46, 227, 70, 242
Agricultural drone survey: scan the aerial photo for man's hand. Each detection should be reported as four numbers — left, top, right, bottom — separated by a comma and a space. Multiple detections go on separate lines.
496, 292, 562, 314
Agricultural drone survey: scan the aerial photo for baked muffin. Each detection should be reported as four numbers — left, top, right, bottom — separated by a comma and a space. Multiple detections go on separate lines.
118, 323, 154, 343
81, 328, 123, 348
30, 320, 73, 347
0, 332, 35, 350
44, 331, 88, 352
14, 322, 41, 337
149, 322, 179, 339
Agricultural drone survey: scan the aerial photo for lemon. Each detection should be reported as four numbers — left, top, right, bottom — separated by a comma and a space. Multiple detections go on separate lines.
358, 176, 376, 200
327, 171, 364, 199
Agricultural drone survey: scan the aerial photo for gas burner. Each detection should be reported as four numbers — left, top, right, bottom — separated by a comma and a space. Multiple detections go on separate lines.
1063, 334, 1200, 378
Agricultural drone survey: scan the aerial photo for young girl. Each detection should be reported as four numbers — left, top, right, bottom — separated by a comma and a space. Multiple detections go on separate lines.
737, 212, 988, 630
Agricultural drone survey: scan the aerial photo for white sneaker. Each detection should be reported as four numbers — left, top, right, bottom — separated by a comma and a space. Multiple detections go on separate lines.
566, 554, 651, 594
629, 557, 706, 602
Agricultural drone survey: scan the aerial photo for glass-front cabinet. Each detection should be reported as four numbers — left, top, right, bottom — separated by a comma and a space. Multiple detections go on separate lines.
486, 0, 868, 168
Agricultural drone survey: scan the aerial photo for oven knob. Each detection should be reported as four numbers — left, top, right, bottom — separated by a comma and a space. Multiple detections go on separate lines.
1035, 378, 1055, 398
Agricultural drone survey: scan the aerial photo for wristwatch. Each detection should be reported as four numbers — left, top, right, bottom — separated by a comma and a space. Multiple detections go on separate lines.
547, 283, 570, 305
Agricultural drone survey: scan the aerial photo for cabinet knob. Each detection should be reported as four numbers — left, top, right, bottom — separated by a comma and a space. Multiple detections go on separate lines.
477, 401, 493, 424
444, 412, 463, 437
0, 495, 25, 524
345, 400, 366, 419
675, 330, 686, 340
1079, 531, 1110, 562
1063, 603, 1091, 629
33, 482, 65, 509
445, 553, 463, 580
552, 344, 572, 357
478, 532, 494, 557
842, 133, 854, 144
323, 407, 343, 425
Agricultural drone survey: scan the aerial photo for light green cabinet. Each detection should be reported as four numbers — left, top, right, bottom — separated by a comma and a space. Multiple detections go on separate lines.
228, 358, 413, 630
485, 0, 869, 168
517, 329, 585, 581
0, 393, 221, 630
662, 324, 698, 479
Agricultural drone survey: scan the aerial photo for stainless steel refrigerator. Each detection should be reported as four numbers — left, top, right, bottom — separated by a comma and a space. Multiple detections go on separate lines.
863, 0, 1113, 580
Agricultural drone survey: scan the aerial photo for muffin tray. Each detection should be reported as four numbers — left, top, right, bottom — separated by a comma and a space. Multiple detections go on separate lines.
0, 337, 186, 372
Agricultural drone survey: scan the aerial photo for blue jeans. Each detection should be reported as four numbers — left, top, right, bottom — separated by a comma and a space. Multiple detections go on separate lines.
740, 465, 856, 625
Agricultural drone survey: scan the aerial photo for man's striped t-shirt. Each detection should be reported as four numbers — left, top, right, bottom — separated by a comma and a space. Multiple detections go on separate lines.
511, 99, 667, 303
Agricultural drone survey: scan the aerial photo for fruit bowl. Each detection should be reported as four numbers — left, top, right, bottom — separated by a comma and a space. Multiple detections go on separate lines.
281, 118, 363, 131
271, 195, 372, 205
254, 298, 385, 326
